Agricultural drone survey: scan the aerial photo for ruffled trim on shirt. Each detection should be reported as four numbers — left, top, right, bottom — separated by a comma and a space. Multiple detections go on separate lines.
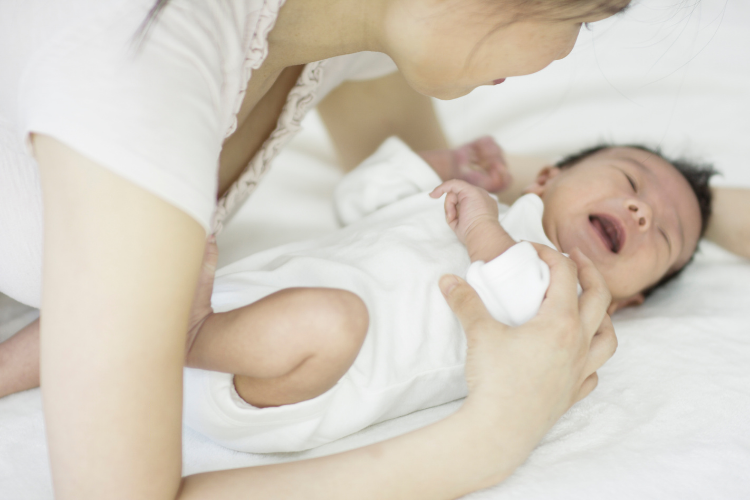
213, 0, 327, 233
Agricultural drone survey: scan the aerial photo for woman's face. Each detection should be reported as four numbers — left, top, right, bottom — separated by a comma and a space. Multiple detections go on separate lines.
380, 0, 630, 99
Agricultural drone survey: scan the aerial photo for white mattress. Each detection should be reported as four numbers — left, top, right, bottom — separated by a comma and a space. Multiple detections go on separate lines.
1, 0, 749, 497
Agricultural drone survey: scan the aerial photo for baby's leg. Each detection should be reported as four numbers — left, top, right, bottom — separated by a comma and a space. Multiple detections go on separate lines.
186, 287, 368, 408
0, 318, 41, 398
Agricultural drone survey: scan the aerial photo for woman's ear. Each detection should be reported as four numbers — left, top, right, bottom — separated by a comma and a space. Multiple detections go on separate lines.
523, 166, 560, 197
607, 293, 645, 315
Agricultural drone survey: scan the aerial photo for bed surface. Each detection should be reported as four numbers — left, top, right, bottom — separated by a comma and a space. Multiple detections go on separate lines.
2, 0, 749, 497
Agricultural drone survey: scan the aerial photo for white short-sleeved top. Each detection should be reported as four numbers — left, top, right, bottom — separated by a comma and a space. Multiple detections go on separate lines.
0, 0, 397, 307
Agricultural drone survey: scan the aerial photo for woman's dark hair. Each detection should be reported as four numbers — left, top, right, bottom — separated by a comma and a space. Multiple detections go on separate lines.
140, 0, 632, 34
555, 144, 719, 297
512, 0, 631, 19
134, 0, 171, 46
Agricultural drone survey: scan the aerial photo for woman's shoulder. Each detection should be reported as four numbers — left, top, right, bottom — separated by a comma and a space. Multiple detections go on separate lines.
3, 0, 286, 234
3, 0, 281, 123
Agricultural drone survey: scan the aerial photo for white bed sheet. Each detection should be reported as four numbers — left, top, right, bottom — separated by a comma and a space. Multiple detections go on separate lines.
1, 0, 749, 498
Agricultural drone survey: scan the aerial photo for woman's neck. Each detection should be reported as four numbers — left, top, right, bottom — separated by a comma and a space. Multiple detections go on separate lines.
266, 0, 386, 70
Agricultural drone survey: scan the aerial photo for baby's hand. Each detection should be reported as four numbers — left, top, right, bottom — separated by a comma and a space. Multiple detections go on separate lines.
418, 136, 512, 193
431, 180, 516, 262
430, 180, 500, 245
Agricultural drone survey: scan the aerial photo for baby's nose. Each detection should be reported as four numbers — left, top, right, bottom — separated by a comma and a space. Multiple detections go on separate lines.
625, 199, 652, 231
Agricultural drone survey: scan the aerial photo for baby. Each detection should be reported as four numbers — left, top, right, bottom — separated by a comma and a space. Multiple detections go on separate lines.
183, 137, 715, 453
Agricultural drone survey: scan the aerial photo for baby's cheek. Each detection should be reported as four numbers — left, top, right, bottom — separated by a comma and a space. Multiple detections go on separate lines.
599, 265, 637, 302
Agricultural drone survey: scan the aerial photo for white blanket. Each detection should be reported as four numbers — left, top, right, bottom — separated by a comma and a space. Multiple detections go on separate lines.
1, 0, 749, 497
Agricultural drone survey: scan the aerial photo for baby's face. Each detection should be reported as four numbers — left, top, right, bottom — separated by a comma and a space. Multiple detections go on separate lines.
526, 147, 702, 303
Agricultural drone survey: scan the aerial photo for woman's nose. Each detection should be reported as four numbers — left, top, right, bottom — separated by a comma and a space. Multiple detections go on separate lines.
625, 199, 652, 231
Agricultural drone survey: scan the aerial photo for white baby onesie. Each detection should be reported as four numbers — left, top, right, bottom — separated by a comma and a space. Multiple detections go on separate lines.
183, 138, 556, 453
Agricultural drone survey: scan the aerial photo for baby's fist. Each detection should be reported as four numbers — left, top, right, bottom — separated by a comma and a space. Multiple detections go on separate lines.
430, 180, 500, 245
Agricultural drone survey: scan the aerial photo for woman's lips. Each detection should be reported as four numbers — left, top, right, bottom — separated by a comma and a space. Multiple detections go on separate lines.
589, 214, 625, 253
492, 78, 506, 85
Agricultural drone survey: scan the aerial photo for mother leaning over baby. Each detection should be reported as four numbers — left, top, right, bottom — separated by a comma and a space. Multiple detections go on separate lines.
0, 0, 747, 498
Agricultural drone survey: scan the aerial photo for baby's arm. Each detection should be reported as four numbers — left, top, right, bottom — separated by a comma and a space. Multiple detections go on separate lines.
430, 180, 516, 262
431, 180, 551, 327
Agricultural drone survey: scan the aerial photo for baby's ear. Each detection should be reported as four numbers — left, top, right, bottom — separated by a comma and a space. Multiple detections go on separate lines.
608, 293, 645, 315
523, 166, 561, 196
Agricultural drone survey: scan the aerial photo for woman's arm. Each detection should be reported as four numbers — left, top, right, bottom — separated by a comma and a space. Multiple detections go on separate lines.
35, 135, 206, 499
704, 187, 750, 259
317, 71, 449, 170
318, 76, 542, 195
35, 135, 615, 500
180, 247, 616, 500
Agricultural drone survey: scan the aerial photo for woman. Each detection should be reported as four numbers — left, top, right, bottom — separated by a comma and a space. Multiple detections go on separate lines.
0, 0, 652, 498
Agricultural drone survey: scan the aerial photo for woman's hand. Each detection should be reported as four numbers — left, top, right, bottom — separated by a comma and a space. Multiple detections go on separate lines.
185, 236, 219, 358
419, 136, 512, 193
180, 246, 615, 500
440, 245, 617, 463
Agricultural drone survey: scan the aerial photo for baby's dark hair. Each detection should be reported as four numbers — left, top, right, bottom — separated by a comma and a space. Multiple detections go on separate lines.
555, 144, 719, 297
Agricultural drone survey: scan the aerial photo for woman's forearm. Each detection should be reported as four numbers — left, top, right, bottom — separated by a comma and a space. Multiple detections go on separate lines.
30, 136, 616, 500
180, 246, 618, 500
704, 187, 750, 258
318, 72, 449, 170
179, 406, 526, 500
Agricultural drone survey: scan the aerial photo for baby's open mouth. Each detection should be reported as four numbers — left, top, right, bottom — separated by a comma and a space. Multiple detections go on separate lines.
589, 214, 624, 253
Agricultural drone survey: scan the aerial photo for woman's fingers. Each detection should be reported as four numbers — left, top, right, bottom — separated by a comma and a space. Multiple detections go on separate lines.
529, 243, 580, 314
574, 317, 617, 403
575, 372, 599, 402
584, 314, 618, 376
442, 243, 615, 417
529, 244, 612, 344
187, 235, 219, 352
568, 248, 612, 341
439, 275, 501, 339
526, 242, 616, 404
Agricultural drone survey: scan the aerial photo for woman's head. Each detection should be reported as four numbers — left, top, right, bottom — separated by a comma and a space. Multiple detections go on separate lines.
142, 0, 629, 99
379, 0, 631, 99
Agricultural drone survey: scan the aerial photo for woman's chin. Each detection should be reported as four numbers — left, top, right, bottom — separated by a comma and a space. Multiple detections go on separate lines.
409, 78, 477, 100
430, 85, 477, 101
